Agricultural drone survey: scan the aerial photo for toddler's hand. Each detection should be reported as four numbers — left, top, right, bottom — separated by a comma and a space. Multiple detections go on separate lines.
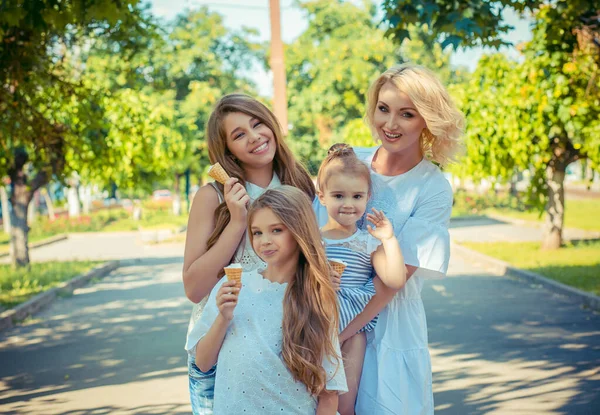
216, 280, 240, 321
366, 208, 394, 241
329, 268, 341, 291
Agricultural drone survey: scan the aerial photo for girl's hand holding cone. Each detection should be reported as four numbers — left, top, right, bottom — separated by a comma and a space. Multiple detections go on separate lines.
224, 178, 250, 225
216, 280, 240, 321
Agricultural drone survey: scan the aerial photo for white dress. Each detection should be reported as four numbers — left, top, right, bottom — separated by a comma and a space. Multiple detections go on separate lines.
186, 270, 348, 414
314, 146, 453, 415
185, 175, 281, 344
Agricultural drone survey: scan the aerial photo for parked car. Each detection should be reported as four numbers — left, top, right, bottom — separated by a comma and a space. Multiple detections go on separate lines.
152, 189, 173, 202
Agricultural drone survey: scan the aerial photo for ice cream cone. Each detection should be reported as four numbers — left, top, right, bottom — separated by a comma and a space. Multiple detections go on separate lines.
208, 162, 230, 185
224, 264, 243, 286
328, 259, 347, 275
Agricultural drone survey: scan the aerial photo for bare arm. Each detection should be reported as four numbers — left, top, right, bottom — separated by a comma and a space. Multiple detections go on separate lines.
195, 280, 240, 371
371, 236, 406, 290
367, 208, 407, 289
339, 266, 417, 343
182, 181, 248, 303
316, 389, 339, 415
195, 314, 230, 372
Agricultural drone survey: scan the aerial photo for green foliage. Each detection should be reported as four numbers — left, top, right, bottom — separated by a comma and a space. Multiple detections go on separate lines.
285, 0, 398, 169
450, 4, 600, 213
0, 261, 99, 309
380, 0, 542, 48
451, 190, 532, 217
0, 0, 154, 186
285, 0, 460, 170
463, 240, 600, 295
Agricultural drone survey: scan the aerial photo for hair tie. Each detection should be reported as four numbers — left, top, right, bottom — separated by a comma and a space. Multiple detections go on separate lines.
327, 143, 355, 157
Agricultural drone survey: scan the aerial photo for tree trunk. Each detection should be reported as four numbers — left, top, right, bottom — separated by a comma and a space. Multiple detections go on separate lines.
40, 187, 56, 220
80, 185, 92, 214
1, 186, 11, 234
8, 148, 51, 267
67, 185, 80, 217
542, 164, 566, 250
173, 173, 182, 216
27, 191, 37, 223
10, 181, 33, 267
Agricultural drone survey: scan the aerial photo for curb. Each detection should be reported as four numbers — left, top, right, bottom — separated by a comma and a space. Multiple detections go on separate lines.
452, 242, 600, 311
0, 260, 120, 332
0, 234, 68, 259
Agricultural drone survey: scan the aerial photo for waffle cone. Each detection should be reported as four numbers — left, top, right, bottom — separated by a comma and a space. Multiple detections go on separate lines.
328, 259, 347, 275
224, 267, 242, 285
208, 163, 230, 185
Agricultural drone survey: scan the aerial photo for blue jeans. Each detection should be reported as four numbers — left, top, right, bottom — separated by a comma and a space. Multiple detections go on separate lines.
188, 354, 216, 414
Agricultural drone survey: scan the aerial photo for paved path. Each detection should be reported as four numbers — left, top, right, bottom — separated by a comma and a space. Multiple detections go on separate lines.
428, 249, 600, 414
1, 239, 598, 414
1, 232, 185, 264
0, 257, 191, 414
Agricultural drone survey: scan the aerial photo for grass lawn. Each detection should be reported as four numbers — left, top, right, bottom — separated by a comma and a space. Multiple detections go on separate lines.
452, 191, 600, 232
0, 261, 100, 310
463, 240, 600, 296
103, 211, 188, 232
488, 199, 600, 232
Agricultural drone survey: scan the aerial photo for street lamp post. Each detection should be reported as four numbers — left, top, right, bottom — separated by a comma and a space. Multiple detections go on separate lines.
269, 0, 288, 135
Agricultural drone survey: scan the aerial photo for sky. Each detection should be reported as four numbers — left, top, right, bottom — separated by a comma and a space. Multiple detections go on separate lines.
148, 0, 533, 97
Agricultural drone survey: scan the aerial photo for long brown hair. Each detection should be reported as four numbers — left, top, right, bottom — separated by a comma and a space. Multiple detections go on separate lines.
248, 186, 340, 396
205, 94, 315, 252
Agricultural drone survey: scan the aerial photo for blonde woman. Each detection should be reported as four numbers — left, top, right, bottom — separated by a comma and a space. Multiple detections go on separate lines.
186, 186, 347, 413
314, 64, 465, 414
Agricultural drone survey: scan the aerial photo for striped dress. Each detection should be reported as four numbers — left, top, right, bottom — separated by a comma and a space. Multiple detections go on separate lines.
323, 229, 379, 333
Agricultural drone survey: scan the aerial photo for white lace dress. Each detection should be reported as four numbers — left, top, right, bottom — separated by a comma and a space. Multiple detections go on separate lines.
185, 175, 281, 347
314, 146, 453, 415
186, 270, 348, 413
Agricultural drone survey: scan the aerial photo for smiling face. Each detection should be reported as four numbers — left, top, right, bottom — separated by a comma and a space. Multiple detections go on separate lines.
373, 82, 427, 159
224, 112, 277, 170
318, 173, 370, 228
250, 207, 300, 267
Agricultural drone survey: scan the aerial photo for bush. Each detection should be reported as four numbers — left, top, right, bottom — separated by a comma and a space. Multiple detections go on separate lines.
452, 189, 533, 217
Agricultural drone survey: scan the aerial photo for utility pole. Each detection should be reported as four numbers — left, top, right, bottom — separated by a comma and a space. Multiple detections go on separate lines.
269, 0, 288, 135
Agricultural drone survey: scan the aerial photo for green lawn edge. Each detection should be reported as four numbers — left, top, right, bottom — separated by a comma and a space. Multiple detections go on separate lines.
462, 240, 600, 296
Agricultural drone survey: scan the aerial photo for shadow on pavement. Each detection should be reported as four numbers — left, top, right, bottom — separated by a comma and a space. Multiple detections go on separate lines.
0, 257, 193, 412
424, 272, 600, 415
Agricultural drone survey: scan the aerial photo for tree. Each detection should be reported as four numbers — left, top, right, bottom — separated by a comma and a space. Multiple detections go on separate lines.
380, 0, 542, 49
0, 0, 155, 267
452, 5, 600, 249
382, 0, 600, 248
86, 7, 262, 210
284, 0, 400, 171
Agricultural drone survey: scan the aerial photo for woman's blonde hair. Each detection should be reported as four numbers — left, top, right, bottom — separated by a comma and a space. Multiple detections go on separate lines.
248, 186, 340, 396
365, 63, 465, 167
205, 94, 316, 256
317, 143, 372, 195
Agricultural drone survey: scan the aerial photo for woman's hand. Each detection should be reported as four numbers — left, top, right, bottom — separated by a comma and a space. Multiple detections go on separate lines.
216, 280, 240, 321
224, 178, 250, 225
366, 208, 394, 241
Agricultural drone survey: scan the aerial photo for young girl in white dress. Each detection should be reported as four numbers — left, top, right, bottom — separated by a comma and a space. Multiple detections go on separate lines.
182, 94, 315, 413
316, 144, 407, 415
314, 64, 465, 414
187, 186, 347, 414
